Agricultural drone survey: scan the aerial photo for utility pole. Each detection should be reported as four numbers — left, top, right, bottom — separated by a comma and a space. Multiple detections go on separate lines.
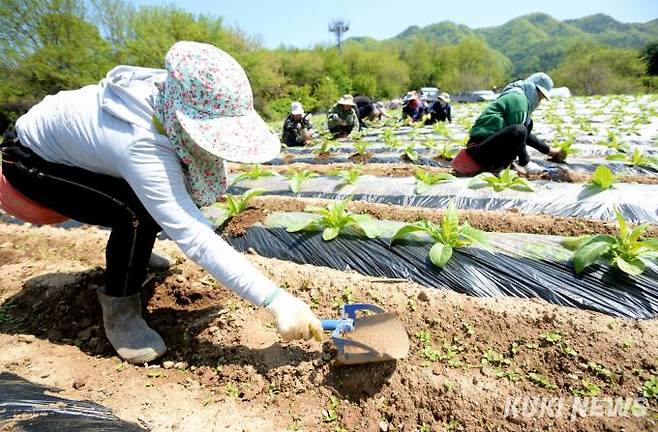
328, 19, 349, 51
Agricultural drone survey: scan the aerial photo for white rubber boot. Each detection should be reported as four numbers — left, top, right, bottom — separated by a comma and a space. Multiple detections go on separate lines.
97, 290, 166, 364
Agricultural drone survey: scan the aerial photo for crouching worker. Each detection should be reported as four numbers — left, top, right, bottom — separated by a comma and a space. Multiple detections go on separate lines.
452, 72, 565, 176
282, 101, 314, 147
0, 41, 323, 364
354, 96, 388, 128
401, 92, 426, 123
327, 95, 359, 138
425, 92, 452, 124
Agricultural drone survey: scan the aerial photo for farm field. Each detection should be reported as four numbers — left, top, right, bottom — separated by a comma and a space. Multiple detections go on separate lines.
2, 95, 658, 431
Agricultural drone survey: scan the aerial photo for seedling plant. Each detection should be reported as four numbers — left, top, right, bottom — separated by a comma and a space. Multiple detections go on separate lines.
588, 165, 616, 190
414, 169, 456, 193
606, 147, 658, 171
468, 167, 534, 192
231, 164, 276, 186
212, 188, 266, 226
391, 202, 487, 268
286, 197, 381, 241
563, 209, 658, 276
286, 169, 318, 194
331, 165, 362, 187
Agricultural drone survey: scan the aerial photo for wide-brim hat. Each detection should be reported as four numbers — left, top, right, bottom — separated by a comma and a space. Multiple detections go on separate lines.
165, 41, 280, 164
438, 92, 451, 103
337, 94, 356, 106
536, 85, 551, 100
176, 109, 280, 163
291, 101, 304, 115
528, 72, 553, 101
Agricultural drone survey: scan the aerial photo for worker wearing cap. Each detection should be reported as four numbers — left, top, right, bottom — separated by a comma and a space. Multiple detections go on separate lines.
282, 101, 313, 147
401, 92, 426, 123
425, 92, 452, 124
1, 42, 323, 364
452, 72, 565, 176
326, 94, 359, 138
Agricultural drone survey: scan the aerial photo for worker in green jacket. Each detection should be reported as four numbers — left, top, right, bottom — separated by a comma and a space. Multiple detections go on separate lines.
326, 95, 359, 138
452, 72, 565, 176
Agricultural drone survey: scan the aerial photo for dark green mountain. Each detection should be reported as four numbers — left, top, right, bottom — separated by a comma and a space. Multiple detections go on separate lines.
348, 13, 658, 76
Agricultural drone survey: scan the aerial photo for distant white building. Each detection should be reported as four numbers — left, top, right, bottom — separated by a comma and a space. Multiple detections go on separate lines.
549, 87, 572, 98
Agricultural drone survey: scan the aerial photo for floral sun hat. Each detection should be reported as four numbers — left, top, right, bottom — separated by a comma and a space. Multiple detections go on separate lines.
159, 41, 280, 164
155, 41, 280, 206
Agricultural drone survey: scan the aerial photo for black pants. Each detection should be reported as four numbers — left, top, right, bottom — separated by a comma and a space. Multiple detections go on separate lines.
466, 121, 549, 169
328, 125, 354, 138
1, 135, 161, 297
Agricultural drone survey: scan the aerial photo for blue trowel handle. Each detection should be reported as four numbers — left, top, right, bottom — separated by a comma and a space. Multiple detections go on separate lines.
321, 319, 350, 331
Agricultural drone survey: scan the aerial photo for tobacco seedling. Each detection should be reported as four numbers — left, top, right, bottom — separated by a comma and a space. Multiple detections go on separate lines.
432, 122, 452, 139
433, 142, 459, 161
400, 143, 420, 163
352, 138, 371, 157
212, 188, 266, 226
332, 166, 362, 187
286, 169, 318, 194
414, 169, 456, 193
468, 167, 534, 192
588, 165, 616, 190
286, 197, 380, 241
606, 147, 658, 171
313, 139, 340, 156
391, 202, 487, 268
231, 164, 276, 186
564, 209, 658, 276
556, 136, 577, 159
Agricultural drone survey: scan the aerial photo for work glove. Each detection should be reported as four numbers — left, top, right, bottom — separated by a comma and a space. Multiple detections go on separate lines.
521, 161, 545, 175
266, 289, 323, 341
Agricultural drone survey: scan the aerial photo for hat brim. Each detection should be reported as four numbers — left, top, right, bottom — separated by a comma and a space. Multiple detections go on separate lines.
291, 109, 304, 115
337, 100, 356, 106
536, 85, 551, 100
176, 109, 281, 164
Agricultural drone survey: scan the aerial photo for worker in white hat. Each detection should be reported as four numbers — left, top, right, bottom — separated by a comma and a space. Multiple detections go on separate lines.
282, 101, 314, 146
326, 94, 359, 138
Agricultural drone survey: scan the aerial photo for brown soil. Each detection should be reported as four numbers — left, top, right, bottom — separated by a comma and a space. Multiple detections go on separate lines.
348, 153, 374, 164
1, 222, 657, 431
230, 196, 658, 238
228, 162, 658, 185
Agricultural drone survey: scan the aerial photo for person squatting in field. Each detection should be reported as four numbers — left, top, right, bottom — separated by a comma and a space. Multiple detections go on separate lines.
401, 92, 427, 123
281, 101, 314, 147
353, 95, 389, 129
0, 41, 323, 364
326, 94, 360, 138
424, 92, 452, 124
451, 72, 566, 176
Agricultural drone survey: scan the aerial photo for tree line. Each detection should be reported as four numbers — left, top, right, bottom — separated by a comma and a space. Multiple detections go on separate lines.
1, 0, 657, 126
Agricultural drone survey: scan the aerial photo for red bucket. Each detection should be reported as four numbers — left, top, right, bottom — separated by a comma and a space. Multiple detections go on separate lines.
451, 149, 484, 175
0, 165, 69, 224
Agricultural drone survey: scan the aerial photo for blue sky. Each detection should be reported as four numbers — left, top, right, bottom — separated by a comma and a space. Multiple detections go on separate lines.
130, 0, 658, 48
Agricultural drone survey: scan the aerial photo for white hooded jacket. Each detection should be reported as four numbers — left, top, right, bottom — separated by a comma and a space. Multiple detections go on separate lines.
15, 66, 276, 305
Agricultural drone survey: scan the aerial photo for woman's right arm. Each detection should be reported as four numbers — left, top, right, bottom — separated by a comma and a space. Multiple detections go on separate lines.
119, 140, 322, 340
119, 139, 278, 306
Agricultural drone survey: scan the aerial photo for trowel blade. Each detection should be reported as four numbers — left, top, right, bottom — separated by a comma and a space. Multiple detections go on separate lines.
335, 312, 409, 365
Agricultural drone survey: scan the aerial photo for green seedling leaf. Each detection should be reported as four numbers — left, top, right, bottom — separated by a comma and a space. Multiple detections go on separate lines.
589, 165, 616, 190
231, 164, 275, 185
429, 242, 453, 267
573, 241, 612, 273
